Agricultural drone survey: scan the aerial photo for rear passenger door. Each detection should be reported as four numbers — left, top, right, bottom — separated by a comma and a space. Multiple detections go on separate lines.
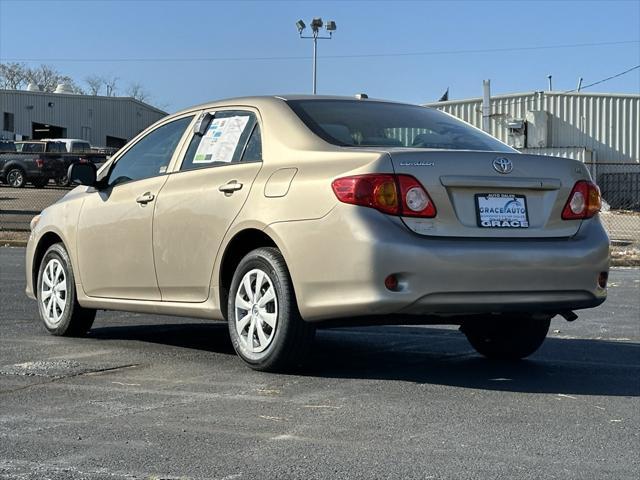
153, 109, 263, 302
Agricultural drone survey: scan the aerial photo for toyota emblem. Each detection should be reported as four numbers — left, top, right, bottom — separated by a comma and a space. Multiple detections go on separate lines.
493, 157, 513, 174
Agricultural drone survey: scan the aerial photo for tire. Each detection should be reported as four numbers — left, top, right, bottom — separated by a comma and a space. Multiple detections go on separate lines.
36, 243, 96, 336
461, 314, 551, 360
31, 178, 48, 189
56, 175, 70, 187
6, 167, 26, 188
227, 247, 314, 372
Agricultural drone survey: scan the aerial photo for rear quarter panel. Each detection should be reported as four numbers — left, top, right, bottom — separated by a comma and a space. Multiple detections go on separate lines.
211, 100, 394, 296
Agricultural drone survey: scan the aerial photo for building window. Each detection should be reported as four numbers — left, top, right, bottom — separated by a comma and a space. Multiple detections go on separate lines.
3, 112, 14, 132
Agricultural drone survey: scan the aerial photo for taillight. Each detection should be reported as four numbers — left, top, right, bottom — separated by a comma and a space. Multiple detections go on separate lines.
331, 174, 436, 218
331, 174, 399, 215
35, 158, 44, 168
562, 180, 601, 220
396, 175, 437, 217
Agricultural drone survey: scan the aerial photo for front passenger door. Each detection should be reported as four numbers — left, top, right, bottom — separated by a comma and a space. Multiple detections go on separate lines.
76, 115, 194, 300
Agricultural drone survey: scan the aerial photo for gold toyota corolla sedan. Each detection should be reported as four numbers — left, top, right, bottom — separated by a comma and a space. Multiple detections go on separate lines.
25, 95, 609, 371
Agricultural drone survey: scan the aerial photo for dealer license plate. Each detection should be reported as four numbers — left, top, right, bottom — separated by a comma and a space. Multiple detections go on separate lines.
476, 193, 529, 228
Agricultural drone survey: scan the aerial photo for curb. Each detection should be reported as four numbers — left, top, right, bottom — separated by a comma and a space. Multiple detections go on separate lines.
2, 240, 29, 247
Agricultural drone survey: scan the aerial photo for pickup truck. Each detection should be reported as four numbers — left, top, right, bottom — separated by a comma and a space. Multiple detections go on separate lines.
0, 140, 66, 188
1, 140, 110, 188
41, 138, 109, 186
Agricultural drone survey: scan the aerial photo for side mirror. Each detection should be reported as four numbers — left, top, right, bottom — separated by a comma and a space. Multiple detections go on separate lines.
194, 112, 213, 136
68, 162, 97, 187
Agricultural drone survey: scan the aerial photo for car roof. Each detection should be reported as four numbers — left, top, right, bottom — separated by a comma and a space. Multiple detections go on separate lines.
41, 138, 88, 143
172, 94, 414, 116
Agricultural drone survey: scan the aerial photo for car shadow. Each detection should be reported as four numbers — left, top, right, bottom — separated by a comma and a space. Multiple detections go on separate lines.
89, 323, 639, 397
307, 326, 640, 397
89, 322, 236, 355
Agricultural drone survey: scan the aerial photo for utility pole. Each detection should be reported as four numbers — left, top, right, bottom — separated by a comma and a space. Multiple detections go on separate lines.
297, 18, 337, 94
482, 80, 491, 133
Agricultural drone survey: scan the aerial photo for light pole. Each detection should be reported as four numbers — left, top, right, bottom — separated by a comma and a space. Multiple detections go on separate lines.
297, 18, 336, 94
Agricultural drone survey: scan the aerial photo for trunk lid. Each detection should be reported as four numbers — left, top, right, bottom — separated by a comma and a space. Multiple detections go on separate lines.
387, 150, 591, 238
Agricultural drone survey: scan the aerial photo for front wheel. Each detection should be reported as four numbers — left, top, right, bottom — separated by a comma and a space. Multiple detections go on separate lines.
227, 247, 314, 372
461, 314, 551, 360
37, 243, 96, 336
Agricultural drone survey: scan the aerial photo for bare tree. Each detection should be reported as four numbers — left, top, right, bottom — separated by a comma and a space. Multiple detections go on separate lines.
85, 75, 105, 95
25, 64, 61, 92
0, 62, 29, 89
126, 82, 150, 102
63, 78, 86, 95
104, 76, 119, 97
1, 63, 145, 99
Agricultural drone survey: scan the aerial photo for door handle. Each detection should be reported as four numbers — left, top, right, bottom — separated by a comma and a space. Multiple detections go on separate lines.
136, 192, 155, 204
218, 181, 243, 194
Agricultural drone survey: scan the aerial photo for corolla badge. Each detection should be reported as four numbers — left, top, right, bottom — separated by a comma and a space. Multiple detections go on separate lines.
399, 161, 435, 167
492, 157, 513, 174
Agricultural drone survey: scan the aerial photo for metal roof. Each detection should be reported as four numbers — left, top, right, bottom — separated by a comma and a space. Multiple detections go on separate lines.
0, 88, 167, 115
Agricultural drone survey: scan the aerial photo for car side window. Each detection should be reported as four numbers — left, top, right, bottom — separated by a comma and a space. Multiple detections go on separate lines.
241, 124, 262, 163
107, 116, 193, 187
47, 142, 65, 153
180, 111, 258, 171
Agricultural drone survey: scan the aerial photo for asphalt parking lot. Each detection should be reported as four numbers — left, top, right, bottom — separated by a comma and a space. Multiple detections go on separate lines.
0, 247, 638, 479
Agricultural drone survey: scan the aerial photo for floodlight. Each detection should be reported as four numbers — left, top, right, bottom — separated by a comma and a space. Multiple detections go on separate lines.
311, 17, 323, 31
296, 16, 337, 95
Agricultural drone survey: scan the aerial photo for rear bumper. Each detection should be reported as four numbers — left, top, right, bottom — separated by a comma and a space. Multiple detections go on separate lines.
399, 290, 604, 315
269, 206, 609, 322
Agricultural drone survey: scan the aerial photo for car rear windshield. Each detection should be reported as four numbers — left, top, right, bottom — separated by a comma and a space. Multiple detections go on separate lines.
287, 99, 514, 152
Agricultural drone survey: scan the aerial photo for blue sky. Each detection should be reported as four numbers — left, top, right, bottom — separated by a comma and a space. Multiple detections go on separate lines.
0, 0, 638, 112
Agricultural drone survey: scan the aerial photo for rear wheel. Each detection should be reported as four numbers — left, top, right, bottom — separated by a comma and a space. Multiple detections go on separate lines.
6, 168, 26, 188
56, 175, 70, 187
37, 243, 96, 336
227, 247, 314, 372
461, 314, 551, 360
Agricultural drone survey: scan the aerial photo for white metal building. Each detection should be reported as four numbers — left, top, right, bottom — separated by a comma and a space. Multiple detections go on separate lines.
425, 91, 639, 164
425, 91, 639, 209
0, 88, 167, 148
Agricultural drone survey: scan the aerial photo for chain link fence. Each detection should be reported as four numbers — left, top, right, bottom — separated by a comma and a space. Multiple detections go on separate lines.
1, 162, 638, 265
0, 182, 69, 231
590, 163, 640, 267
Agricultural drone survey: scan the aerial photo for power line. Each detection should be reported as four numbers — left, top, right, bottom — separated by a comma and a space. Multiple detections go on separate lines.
2, 40, 638, 64
565, 64, 640, 92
